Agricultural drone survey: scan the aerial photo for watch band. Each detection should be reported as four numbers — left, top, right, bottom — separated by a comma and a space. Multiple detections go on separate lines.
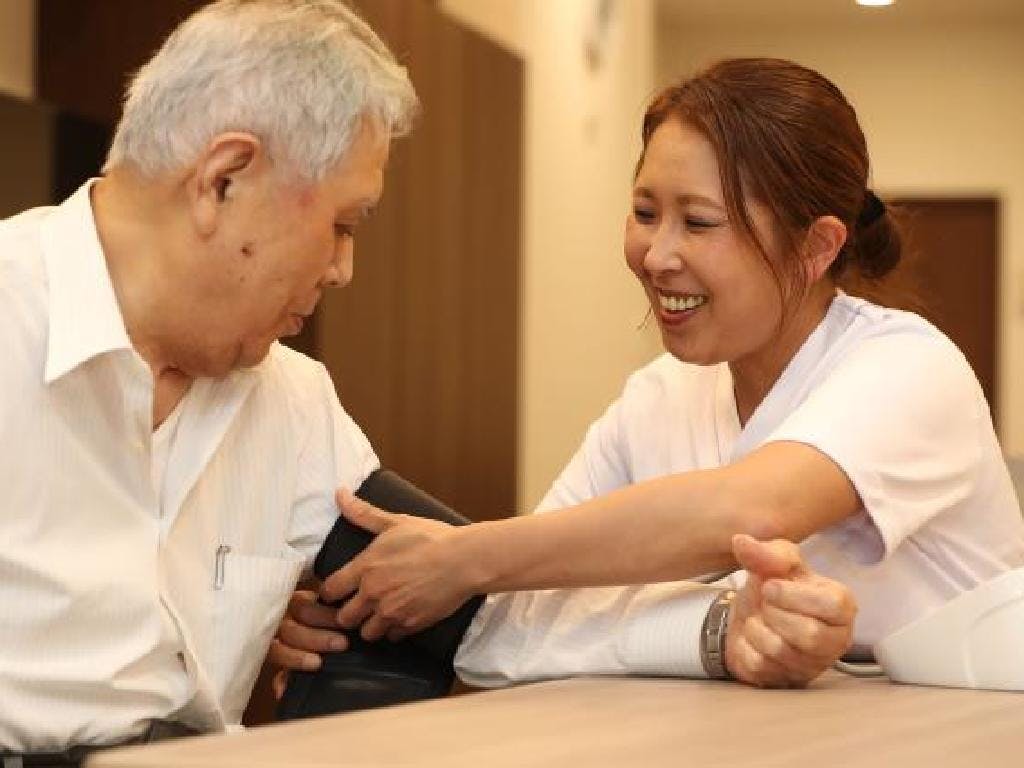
700, 589, 736, 680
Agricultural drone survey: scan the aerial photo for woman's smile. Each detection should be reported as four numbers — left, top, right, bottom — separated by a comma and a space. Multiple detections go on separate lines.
655, 290, 708, 326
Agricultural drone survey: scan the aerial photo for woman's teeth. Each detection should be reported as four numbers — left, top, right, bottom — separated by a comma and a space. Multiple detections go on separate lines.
659, 294, 707, 312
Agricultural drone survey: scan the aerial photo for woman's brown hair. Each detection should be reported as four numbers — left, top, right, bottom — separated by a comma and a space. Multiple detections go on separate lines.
640, 58, 901, 298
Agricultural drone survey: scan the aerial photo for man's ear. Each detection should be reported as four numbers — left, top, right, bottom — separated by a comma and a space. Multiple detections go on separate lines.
802, 215, 848, 284
189, 132, 263, 238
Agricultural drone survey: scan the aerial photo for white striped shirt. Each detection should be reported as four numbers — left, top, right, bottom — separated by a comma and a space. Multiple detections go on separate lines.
0, 182, 378, 752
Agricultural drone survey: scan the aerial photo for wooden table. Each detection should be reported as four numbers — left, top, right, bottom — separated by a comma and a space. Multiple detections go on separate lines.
87, 673, 1024, 767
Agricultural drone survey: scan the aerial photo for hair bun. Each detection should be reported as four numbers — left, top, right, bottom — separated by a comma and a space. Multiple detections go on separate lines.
851, 194, 901, 280
857, 190, 886, 229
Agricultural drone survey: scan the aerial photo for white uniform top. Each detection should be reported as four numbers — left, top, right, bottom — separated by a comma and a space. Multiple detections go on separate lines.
456, 293, 1024, 686
0, 182, 379, 751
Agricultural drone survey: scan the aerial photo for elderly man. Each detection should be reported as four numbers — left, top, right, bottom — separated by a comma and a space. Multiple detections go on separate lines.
0, 0, 414, 762
0, 0, 854, 764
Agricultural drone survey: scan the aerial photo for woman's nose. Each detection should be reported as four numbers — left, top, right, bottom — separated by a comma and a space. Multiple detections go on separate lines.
643, 226, 683, 274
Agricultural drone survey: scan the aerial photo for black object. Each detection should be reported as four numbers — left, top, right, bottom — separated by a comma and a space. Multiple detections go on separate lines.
277, 470, 484, 720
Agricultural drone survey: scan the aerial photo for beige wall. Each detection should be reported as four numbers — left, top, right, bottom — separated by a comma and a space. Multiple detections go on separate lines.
657, 15, 1024, 453
442, 0, 661, 509
0, 0, 35, 99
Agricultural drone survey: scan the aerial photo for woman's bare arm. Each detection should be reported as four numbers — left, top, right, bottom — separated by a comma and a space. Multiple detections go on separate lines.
321, 441, 859, 638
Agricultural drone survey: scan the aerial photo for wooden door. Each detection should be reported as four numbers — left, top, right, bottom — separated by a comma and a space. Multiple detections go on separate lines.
314, 0, 522, 524
885, 198, 999, 425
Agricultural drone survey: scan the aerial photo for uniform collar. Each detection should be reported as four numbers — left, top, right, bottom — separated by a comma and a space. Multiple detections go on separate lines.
42, 179, 134, 384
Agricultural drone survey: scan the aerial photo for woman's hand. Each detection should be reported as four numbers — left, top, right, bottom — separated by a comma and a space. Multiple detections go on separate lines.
267, 588, 349, 699
725, 534, 856, 688
320, 489, 480, 642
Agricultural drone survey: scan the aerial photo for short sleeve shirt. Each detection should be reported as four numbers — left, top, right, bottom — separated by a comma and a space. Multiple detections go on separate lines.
537, 293, 1024, 647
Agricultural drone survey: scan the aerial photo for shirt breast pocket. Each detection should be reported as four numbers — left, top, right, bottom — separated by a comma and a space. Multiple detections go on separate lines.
211, 550, 305, 721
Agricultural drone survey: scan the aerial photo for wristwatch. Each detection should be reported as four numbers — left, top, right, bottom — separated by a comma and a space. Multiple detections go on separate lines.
700, 589, 736, 680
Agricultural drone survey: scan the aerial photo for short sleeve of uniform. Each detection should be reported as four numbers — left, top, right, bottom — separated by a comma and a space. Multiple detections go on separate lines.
535, 395, 633, 513
766, 332, 985, 559
457, 367, 718, 686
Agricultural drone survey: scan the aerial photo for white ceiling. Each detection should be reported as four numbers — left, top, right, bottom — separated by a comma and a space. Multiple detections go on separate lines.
658, 0, 1024, 26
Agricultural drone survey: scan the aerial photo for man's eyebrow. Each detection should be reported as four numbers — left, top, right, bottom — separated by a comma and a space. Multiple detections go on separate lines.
340, 199, 379, 218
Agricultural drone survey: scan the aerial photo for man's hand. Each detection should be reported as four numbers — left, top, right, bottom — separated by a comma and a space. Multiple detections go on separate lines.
267, 589, 349, 699
320, 489, 474, 642
725, 534, 856, 688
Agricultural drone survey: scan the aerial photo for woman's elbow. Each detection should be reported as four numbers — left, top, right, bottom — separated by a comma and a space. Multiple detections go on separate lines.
731, 506, 790, 544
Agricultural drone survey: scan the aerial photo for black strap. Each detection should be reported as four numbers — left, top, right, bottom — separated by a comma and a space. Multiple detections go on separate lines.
278, 469, 484, 720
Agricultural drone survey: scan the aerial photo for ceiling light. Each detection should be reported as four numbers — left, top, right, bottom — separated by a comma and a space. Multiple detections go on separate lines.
856, 0, 894, 6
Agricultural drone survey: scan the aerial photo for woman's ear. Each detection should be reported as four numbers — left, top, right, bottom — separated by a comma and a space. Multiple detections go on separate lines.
802, 215, 848, 283
189, 131, 263, 238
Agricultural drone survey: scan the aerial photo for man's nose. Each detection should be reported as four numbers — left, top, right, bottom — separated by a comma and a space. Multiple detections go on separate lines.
322, 263, 342, 288
322, 241, 353, 288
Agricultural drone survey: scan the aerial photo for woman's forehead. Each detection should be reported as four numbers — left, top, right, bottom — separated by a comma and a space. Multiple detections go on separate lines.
635, 120, 723, 202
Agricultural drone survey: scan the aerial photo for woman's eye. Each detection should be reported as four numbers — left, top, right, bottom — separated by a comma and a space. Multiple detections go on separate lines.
633, 207, 656, 223
685, 217, 718, 230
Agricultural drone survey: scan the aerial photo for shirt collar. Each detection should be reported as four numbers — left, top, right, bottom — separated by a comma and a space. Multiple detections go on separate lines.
42, 179, 134, 384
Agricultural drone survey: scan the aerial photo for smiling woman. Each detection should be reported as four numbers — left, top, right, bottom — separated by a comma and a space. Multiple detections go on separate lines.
623, 59, 897, 420
304, 58, 1024, 690
626, 119, 794, 385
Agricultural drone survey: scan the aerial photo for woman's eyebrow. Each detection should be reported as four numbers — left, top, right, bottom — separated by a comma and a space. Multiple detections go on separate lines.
676, 193, 725, 209
633, 186, 725, 210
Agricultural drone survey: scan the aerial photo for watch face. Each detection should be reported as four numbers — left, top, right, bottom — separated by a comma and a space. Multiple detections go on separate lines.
701, 590, 735, 679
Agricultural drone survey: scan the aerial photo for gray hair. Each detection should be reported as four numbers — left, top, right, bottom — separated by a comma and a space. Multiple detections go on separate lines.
104, 0, 418, 180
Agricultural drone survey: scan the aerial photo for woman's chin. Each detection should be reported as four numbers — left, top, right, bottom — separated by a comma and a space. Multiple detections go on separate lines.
661, 336, 719, 367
